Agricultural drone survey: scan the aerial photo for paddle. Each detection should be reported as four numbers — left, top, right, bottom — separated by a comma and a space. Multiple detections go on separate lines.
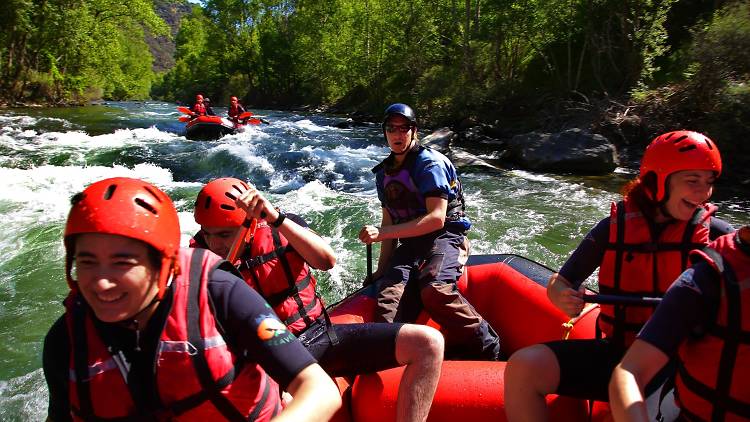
238, 111, 254, 119
177, 106, 194, 116
363, 243, 374, 286
227, 218, 257, 264
178, 116, 191, 122
226, 211, 268, 264
583, 294, 662, 307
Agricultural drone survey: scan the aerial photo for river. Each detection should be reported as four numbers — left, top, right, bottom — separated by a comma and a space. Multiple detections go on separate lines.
0, 101, 746, 420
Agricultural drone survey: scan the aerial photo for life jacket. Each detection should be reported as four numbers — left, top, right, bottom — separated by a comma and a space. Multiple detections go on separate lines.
373, 145, 468, 229
229, 104, 243, 118
676, 231, 750, 421
597, 200, 715, 347
65, 248, 281, 421
238, 221, 323, 335
192, 103, 206, 116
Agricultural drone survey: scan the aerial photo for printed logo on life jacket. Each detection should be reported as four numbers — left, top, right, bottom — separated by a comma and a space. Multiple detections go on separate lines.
256, 315, 295, 346
385, 179, 421, 210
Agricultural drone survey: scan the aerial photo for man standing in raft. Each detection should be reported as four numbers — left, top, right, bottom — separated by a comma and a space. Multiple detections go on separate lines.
504, 131, 734, 421
358, 103, 501, 361
42, 177, 341, 421
193, 177, 444, 422
610, 225, 750, 421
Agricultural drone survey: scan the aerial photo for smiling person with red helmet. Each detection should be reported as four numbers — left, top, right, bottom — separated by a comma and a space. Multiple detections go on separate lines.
191, 94, 206, 117
193, 177, 444, 422
228, 96, 246, 124
42, 177, 340, 422
504, 131, 735, 421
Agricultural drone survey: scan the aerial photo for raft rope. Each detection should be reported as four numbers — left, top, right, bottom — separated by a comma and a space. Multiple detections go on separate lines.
562, 303, 600, 340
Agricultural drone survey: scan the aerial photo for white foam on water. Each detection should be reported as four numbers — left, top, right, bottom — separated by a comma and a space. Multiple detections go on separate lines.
208, 142, 275, 174
0, 369, 48, 421
36, 126, 180, 148
0, 163, 181, 225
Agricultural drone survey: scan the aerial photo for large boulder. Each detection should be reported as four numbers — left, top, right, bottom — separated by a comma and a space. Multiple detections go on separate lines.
508, 128, 618, 174
422, 128, 500, 170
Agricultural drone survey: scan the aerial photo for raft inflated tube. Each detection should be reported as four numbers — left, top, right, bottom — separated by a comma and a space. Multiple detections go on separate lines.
351, 362, 591, 422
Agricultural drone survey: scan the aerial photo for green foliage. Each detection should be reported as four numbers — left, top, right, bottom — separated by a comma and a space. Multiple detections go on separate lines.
0, 0, 168, 103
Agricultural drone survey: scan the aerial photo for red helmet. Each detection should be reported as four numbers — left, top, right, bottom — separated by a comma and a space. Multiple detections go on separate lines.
64, 177, 181, 299
196, 94, 204, 101
640, 130, 722, 201
231, 96, 238, 102
194, 178, 249, 227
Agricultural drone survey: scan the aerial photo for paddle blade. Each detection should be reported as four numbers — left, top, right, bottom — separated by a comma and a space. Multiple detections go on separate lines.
178, 116, 191, 122
247, 118, 262, 125
238, 111, 253, 119
177, 106, 193, 115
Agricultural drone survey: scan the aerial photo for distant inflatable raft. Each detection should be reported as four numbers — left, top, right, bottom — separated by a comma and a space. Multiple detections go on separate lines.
184, 115, 240, 140
326, 254, 618, 422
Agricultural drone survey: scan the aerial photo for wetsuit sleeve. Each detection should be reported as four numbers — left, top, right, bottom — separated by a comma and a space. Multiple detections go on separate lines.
558, 217, 610, 288
709, 217, 735, 240
207, 268, 317, 389
43, 315, 72, 422
413, 156, 452, 199
637, 261, 721, 356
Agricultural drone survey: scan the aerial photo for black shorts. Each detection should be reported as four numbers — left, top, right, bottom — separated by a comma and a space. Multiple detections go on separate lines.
297, 319, 403, 377
545, 339, 674, 402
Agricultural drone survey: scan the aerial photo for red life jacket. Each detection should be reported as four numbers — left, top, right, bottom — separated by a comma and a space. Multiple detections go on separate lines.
192, 103, 206, 116
239, 221, 323, 334
229, 103, 242, 117
597, 200, 714, 347
65, 248, 281, 421
676, 232, 750, 421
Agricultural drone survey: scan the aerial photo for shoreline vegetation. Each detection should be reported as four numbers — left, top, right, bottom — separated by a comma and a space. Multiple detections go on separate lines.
1, 0, 747, 184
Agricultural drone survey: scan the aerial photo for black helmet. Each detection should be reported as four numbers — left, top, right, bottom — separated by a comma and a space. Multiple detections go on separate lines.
383, 103, 416, 126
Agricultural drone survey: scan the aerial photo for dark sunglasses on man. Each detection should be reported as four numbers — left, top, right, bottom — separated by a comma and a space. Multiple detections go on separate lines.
384, 124, 413, 133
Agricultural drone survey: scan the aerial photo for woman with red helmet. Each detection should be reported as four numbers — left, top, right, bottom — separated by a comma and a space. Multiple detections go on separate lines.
504, 131, 734, 421
228, 96, 246, 124
42, 177, 340, 422
193, 177, 444, 422
191, 94, 206, 116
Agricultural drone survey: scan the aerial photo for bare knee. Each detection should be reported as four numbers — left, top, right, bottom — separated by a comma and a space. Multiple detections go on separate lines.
395, 324, 445, 366
505, 344, 560, 395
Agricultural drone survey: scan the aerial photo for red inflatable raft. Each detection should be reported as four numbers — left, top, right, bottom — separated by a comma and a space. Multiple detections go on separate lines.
184, 115, 241, 140
325, 254, 612, 422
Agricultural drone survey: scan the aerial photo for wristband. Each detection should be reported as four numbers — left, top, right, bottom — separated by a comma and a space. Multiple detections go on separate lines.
271, 211, 286, 228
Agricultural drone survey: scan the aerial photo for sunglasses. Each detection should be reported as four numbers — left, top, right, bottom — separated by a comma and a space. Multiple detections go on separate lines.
385, 124, 413, 133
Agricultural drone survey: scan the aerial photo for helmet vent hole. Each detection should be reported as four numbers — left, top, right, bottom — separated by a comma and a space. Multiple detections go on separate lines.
135, 198, 158, 215
203, 196, 212, 209
679, 144, 697, 153
664, 132, 675, 140
704, 139, 714, 150
225, 192, 237, 201
104, 184, 117, 200
143, 186, 163, 203
70, 192, 85, 205
220, 204, 236, 211
672, 135, 688, 144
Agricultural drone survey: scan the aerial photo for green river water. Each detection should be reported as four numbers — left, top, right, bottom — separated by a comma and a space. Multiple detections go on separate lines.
0, 101, 746, 420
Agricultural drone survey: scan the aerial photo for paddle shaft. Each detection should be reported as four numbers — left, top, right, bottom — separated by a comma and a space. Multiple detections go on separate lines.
583, 294, 662, 306
366, 243, 373, 284
227, 218, 256, 264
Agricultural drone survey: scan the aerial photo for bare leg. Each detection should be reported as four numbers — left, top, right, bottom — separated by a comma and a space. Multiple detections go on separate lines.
394, 324, 444, 422
504, 344, 561, 422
